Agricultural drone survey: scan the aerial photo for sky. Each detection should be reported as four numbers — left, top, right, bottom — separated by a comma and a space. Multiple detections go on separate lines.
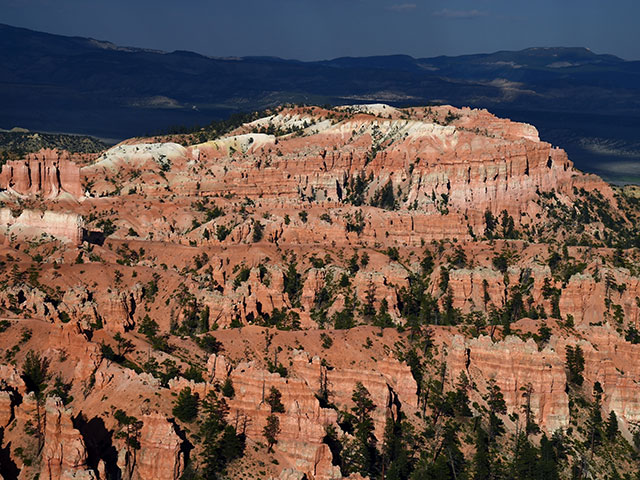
1, 0, 639, 61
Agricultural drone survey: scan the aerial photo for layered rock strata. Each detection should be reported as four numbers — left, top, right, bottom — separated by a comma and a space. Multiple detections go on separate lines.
0, 149, 83, 199
0, 208, 84, 245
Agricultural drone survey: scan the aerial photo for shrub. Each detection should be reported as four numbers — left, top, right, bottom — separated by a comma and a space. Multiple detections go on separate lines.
370, 180, 396, 210
385, 247, 399, 261
252, 219, 264, 242
321, 333, 333, 349
216, 224, 231, 241
266, 386, 285, 413
222, 377, 235, 398
173, 387, 199, 422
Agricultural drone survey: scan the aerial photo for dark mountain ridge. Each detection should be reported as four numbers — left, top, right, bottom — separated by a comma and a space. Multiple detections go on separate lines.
1, 23, 639, 183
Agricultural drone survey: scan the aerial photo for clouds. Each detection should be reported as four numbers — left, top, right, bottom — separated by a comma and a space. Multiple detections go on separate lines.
388, 3, 416, 12
432, 8, 487, 19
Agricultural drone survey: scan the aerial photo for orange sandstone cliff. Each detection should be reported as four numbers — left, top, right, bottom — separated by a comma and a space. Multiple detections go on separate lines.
0, 104, 639, 479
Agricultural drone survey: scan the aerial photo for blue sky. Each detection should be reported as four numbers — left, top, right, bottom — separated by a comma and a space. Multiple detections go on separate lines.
1, 0, 638, 60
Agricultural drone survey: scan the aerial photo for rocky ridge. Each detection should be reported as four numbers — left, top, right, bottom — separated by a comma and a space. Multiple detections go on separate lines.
0, 104, 638, 479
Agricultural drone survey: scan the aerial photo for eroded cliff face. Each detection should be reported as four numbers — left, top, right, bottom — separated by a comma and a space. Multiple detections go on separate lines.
3, 317, 640, 479
436, 324, 640, 436
134, 413, 184, 480
0, 149, 83, 199
70, 104, 614, 247
185, 105, 573, 224
0, 104, 639, 479
438, 260, 640, 328
0, 208, 84, 245
446, 334, 570, 432
40, 397, 96, 480
164, 348, 418, 480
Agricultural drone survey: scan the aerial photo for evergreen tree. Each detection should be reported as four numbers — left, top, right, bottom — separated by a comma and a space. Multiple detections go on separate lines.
520, 383, 540, 435
218, 424, 244, 464
605, 410, 619, 440
266, 386, 285, 413
374, 298, 394, 328
251, 219, 264, 242
511, 433, 538, 480
361, 280, 377, 321
484, 210, 497, 239
283, 259, 302, 307
588, 382, 604, 451
451, 372, 473, 418
500, 210, 518, 239
200, 390, 244, 478
263, 414, 280, 452
354, 389, 375, 442
50, 375, 73, 405
421, 249, 435, 275
172, 387, 199, 422
485, 379, 507, 442
21, 350, 50, 450
347, 382, 377, 476
221, 376, 235, 398
413, 421, 465, 480
381, 414, 412, 480
138, 314, 159, 338
473, 428, 491, 480
412, 455, 452, 480
450, 246, 467, 268
538, 434, 560, 480
565, 345, 585, 387
342, 436, 371, 477
114, 409, 143, 478
439, 267, 450, 293
371, 180, 396, 210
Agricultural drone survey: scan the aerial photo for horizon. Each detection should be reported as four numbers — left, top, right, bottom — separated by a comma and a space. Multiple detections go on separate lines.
3, 21, 627, 63
2, 16, 639, 185
1, 0, 639, 61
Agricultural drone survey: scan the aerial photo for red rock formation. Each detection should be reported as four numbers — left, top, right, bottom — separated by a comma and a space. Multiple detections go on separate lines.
439, 325, 640, 435
13, 391, 38, 428
179, 350, 418, 479
0, 104, 638, 479
0, 285, 54, 320
0, 208, 84, 245
221, 360, 341, 480
0, 391, 13, 428
0, 364, 27, 394
172, 106, 604, 238
555, 329, 640, 427
446, 334, 569, 432
46, 322, 102, 383
60, 286, 100, 330
438, 260, 640, 328
74, 105, 613, 245
0, 149, 83, 199
558, 270, 640, 326
40, 396, 96, 480
290, 351, 418, 439
94, 285, 142, 332
134, 412, 183, 480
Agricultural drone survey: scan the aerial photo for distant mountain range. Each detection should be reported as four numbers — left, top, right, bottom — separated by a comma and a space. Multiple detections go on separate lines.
1, 23, 639, 183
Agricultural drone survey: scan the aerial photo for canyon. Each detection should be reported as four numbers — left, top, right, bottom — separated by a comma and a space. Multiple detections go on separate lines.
0, 104, 639, 479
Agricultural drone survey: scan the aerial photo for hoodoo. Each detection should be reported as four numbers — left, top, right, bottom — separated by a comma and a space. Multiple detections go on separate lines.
0, 149, 83, 199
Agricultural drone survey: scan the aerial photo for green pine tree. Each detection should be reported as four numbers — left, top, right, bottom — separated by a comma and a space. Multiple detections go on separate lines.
172, 387, 199, 423
605, 410, 619, 441
473, 428, 491, 480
